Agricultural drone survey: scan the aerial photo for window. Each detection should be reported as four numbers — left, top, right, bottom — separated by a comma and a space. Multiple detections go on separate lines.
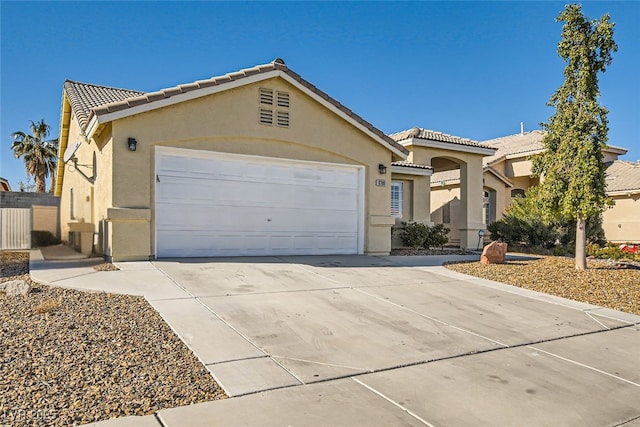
70, 188, 75, 219
511, 188, 526, 198
391, 181, 403, 218
259, 88, 289, 127
483, 190, 496, 225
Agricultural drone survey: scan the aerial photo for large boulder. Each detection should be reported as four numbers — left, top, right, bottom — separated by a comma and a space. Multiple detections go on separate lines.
480, 241, 508, 265
0, 279, 32, 296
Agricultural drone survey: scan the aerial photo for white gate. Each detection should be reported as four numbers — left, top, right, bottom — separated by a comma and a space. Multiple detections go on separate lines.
0, 208, 31, 250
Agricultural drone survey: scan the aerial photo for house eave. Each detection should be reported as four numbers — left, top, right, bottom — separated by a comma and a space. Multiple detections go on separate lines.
607, 189, 640, 197
391, 165, 433, 176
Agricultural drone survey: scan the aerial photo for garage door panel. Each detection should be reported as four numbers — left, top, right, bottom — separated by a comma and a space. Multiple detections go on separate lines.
157, 206, 359, 234
156, 149, 363, 257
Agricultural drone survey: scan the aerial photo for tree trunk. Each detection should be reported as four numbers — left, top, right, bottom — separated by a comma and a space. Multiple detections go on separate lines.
48, 171, 56, 194
35, 174, 45, 193
575, 217, 587, 270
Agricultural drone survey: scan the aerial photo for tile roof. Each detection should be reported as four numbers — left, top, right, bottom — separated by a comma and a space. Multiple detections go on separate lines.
63, 59, 407, 156
605, 160, 640, 193
64, 80, 144, 132
430, 159, 640, 193
391, 161, 434, 171
389, 127, 486, 149
481, 130, 546, 165
481, 130, 629, 166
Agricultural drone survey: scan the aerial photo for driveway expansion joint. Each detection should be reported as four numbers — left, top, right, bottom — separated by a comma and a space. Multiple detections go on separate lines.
352, 378, 436, 427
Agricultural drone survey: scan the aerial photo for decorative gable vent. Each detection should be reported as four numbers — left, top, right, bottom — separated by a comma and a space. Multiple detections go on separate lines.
259, 108, 273, 125
277, 111, 290, 127
277, 91, 290, 108
259, 88, 273, 105
259, 88, 289, 127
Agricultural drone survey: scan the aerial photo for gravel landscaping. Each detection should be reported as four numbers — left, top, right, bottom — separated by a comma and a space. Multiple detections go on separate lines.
0, 252, 226, 427
445, 255, 640, 316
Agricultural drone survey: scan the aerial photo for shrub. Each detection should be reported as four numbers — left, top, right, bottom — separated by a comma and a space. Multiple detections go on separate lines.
400, 222, 450, 249
487, 186, 604, 250
487, 190, 559, 249
31, 230, 61, 247
586, 242, 640, 262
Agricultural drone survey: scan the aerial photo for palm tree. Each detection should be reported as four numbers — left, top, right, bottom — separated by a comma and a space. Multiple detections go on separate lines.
11, 119, 58, 193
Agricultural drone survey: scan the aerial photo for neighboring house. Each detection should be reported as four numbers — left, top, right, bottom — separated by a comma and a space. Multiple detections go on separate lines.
0, 177, 11, 192
55, 59, 499, 260
430, 129, 640, 243
601, 159, 640, 243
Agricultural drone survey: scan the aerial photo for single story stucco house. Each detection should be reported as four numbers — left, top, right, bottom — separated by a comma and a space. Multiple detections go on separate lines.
55, 59, 494, 261
430, 129, 640, 244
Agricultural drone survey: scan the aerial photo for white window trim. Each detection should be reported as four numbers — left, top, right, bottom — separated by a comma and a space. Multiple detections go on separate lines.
391, 181, 403, 218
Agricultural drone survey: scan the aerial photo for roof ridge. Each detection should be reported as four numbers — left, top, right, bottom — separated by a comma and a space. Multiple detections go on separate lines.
62, 59, 408, 158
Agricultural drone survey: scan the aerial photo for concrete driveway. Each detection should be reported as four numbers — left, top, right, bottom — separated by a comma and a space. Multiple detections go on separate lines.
145, 255, 640, 427
34, 251, 640, 426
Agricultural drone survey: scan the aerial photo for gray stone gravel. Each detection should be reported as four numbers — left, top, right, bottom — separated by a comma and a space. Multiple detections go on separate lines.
0, 252, 226, 426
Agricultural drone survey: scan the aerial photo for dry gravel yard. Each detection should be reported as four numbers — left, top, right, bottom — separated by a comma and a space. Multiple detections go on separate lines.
445, 256, 640, 316
0, 251, 226, 427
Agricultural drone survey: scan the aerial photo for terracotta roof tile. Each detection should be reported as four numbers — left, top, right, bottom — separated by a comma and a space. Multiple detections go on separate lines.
605, 160, 640, 192
63, 59, 408, 156
63, 80, 144, 131
392, 161, 434, 171
389, 127, 486, 149
481, 130, 546, 165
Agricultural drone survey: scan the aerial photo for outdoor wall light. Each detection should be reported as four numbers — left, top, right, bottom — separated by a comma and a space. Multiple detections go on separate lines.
378, 164, 387, 174
127, 138, 138, 152
476, 229, 486, 250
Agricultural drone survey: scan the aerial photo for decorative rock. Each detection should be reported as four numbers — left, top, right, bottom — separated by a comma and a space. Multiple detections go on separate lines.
0, 279, 32, 296
480, 241, 507, 265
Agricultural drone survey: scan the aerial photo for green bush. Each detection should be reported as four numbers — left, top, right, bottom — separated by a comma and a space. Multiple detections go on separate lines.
487, 189, 559, 249
400, 222, 450, 249
487, 187, 604, 250
31, 230, 61, 247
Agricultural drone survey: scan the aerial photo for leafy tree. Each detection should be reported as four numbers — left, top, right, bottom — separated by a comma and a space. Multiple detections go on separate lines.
488, 186, 604, 250
532, 4, 617, 270
11, 119, 58, 193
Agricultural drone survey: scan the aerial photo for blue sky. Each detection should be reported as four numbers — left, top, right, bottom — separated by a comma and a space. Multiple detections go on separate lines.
1, 1, 638, 190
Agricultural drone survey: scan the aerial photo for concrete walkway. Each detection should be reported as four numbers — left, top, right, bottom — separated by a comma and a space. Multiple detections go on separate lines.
29, 247, 640, 427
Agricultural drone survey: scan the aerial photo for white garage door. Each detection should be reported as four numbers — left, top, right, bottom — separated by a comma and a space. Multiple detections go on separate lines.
155, 147, 364, 257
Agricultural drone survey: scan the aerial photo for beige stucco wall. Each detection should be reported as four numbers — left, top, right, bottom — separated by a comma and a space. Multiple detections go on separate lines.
412, 146, 484, 249
506, 158, 534, 178
430, 185, 461, 244
99, 76, 396, 260
389, 173, 431, 247
59, 111, 114, 256
602, 195, 640, 243
483, 173, 508, 223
